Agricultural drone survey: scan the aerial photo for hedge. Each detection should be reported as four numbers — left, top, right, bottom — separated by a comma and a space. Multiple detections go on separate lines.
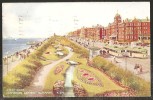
3, 36, 56, 97
92, 56, 150, 96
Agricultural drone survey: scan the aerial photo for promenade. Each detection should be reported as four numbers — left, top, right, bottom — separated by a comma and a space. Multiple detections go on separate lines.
68, 37, 151, 82
2, 41, 42, 76
3, 36, 150, 97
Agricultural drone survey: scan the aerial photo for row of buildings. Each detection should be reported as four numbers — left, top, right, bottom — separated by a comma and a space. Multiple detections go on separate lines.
68, 13, 150, 44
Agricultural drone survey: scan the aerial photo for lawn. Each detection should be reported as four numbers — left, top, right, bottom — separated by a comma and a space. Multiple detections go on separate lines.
41, 46, 59, 61
40, 42, 69, 65
3, 36, 59, 97
92, 56, 151, 96
70, 53, 125, 96
44, 61, 69, 91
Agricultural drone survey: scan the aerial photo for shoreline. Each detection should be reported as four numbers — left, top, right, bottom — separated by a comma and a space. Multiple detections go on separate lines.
3, 38, 45, 57
2, 38, 49, 76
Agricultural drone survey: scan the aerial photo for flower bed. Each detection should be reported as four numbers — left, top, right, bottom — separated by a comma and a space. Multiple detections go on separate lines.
72, 81, 88, 97
53, 80, 65, 96
54, 65, 64, 74
77, 68, 102, 87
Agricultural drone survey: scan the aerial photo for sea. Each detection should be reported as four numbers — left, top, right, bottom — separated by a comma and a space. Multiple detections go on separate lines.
2, 38, 45, 57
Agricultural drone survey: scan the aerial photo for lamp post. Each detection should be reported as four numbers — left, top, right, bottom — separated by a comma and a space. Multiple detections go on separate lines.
125, 54, 127, 71
123, 50, 128, 71
11, 51, 14, 62
6, 52, 9, 74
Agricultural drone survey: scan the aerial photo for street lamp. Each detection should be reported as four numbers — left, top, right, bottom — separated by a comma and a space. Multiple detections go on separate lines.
122, 50, 129, 86
11, 50, 14, 62
6, 51, 9, 74
93, 33, 94, 47
122, 50, 128, 71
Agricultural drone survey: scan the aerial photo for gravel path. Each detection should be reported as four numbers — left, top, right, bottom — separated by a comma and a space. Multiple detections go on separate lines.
24, 46, 73, 97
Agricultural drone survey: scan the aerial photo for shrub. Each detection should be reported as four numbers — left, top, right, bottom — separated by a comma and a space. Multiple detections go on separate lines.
92, 56, 151, 96
93, 56, 108, 70
104, 62, 114, 72
128, 80, 140, 91
3, 36, 56, 97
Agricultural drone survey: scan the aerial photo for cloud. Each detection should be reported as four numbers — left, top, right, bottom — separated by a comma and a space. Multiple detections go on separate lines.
2, 2, 150, 38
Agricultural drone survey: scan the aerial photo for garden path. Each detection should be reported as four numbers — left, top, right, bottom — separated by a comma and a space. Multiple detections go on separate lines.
24, 46, 74, 97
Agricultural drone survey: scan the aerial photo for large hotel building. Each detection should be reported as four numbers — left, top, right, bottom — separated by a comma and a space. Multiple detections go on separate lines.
68, 13, 150, 44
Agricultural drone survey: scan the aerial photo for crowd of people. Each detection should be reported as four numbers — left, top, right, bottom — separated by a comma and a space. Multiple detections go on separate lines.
69, 37, 94, 49
3, 40, 46, 65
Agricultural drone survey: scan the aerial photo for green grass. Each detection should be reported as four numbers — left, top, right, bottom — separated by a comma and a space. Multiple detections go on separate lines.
58, 37, 126, 96
41, 46, 59, 61
3, 36, 150, 97
59, 37, 150, 96
3, 36, 58, 97
44, 61, 69, 91
69, 53, 125, 96
60, 37, 89, 58
92, 56, 151, 96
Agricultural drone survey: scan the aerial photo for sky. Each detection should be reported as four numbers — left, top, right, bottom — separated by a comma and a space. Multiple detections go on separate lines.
2, 2, 150, 38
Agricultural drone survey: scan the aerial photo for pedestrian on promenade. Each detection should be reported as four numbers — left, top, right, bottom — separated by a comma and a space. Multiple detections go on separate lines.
139, 64, 143, 73
19, 53, 22, 60
113, 56, 116, 63
134, 64, 140, 74
15, 52, 19, 58
3, 57, 7, 64
134, 64, 138, 74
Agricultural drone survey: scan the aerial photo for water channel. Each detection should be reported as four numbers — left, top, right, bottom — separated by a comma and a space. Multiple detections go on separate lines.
64, 65, 75, 97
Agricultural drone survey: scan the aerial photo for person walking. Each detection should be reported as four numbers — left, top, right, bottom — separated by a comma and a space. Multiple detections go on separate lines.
113, 56, 116, 63
139, 64, 143, 73
134, 64, 138, 74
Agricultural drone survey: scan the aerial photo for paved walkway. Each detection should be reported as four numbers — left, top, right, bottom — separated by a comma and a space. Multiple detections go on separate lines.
105, 56, 150, 82
3, 58, 23, 76
68, 37, 150, 82
3, 49, 35, 77
24, 46, 74, 97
